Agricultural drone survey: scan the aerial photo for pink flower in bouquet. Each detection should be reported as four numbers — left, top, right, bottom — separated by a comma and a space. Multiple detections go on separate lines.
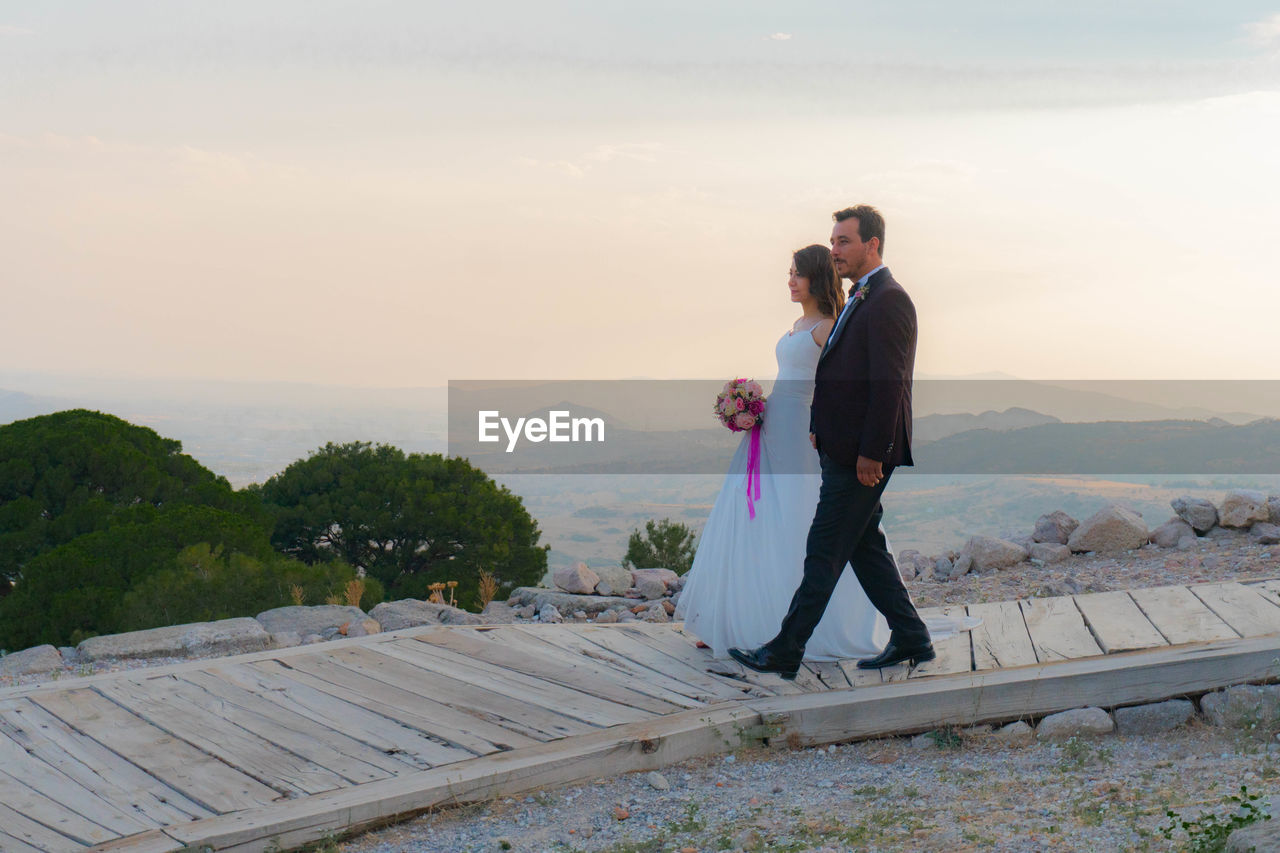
735, 397, 745, 411
720, 398, 737, 417
734, 412, 757, 430
745, 381, 764, 397
748, 399, 764, 415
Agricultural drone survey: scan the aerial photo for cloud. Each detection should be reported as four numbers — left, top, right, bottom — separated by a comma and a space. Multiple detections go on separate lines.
1244, 13, 1280, 48
0, 25, 34, 36
768, 33, 793, 41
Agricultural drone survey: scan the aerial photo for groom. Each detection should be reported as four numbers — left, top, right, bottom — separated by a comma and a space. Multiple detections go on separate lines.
730, 205, 933, 679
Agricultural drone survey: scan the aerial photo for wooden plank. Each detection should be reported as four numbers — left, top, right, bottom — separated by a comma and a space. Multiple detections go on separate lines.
836, 660, 884, 688
411, 628, 688, 714
94, 678, 355, 795
1019, 596, 1103, 662
87, 828, 183, 852
161, 703, 759, 853
1249, 579, 1280, 609
1073, 591, 1169, 654
1192, 582, 1280, 637
911, 607, 972, 678
1130, 585, 1239, 645
803, 661, 851, 690
374, 640, 653, 728
501, 625, 707, 708
967, 600, 1038, 671
0, 730, 152, 839
320, 647, 596, 740
264, 657, 540, 752
0, 768, 117, 846
748, 633, 1280, 748
31, 688, 280, 815
0, 698, 213, 826
181, 668, 474, 771
0, 801, 86, 852
621, 624, 810, 695
564, 626, 758, 701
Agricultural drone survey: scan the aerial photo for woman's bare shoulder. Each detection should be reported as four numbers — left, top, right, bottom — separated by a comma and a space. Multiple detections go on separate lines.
810, 317, 836, 347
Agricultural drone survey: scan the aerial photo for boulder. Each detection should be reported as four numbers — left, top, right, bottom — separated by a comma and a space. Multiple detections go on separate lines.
1269, 496, 1280, 525
370, 599, 481, 630
0, 644, 63, 677
507, 587, 637, 617
641, 602, 671, 623
1067, 506, 1148, 553
593, 565, 634, 596
631, 568, 679, 590
594, 610, 620, 624
270, 631, 303, 649
553, 563, 600, 595
897, 550, 927, 581
343, 618, 382, 638
992, 720, 1034, 746
1150, 517, 1196, 549
1033, 511, 1079, 545
1201, 684, 1280, 727
634, 576, 667, 600
78, 617, 271, 663
964, 536, 1027, 571
949, 553, 974, 578
538, 604, 564, 623
1226, 820, 1280, 852
1035, 707, 1114, 740
256, 605, 368, 638
1172, 496, 1219, 534
480, 601, 515, 624
1114, 699, 1195, 734
933, 557, 953, 579
1027, 542, 1071, 564
1221, 489, 1271, 528
1250, 522, 1280, 545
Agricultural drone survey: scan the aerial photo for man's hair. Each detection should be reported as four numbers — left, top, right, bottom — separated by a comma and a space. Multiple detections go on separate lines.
832, 205, 886, 257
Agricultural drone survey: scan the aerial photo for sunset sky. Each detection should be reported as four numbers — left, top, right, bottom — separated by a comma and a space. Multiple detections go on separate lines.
3, 2, 1279, 388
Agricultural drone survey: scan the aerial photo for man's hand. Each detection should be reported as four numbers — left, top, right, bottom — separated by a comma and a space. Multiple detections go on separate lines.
856, 455, 883, 487
809, 432, 817, 450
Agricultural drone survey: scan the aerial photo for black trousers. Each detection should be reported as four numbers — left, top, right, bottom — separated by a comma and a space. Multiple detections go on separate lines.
767, 452, 929, 658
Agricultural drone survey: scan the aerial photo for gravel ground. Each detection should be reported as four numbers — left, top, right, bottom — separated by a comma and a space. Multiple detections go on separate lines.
334, 725, 1279, 852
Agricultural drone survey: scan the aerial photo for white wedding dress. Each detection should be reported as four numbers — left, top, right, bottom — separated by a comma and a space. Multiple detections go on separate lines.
676, 323, 893, 661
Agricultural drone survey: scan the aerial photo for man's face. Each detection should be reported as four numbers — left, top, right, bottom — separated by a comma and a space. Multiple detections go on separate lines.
830, 218, 877, 281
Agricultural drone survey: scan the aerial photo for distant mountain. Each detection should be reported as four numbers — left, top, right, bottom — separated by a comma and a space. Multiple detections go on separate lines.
0, 389, 70, 424
912, 417, 1280, 474
914, 407, 1061, 442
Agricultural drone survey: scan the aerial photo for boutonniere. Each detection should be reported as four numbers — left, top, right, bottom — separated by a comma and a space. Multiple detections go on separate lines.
850, 280, 871, 306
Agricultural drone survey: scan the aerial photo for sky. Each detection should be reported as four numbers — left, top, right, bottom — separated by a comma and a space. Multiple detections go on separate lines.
2, 1, 1279, 388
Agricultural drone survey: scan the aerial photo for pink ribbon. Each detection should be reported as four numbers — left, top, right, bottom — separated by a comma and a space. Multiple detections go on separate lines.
746, 424, 762, 519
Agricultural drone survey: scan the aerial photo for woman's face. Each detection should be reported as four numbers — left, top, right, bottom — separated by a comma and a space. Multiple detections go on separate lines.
788, 263, 811, 303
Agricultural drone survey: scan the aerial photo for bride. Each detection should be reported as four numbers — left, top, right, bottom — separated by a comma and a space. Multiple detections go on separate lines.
676, 245, 893, 661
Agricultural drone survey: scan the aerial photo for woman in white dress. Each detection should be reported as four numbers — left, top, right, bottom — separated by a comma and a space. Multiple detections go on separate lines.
677, 245, 893, 661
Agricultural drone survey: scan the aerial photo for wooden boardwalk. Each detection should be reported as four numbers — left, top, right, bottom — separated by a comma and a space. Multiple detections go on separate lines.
4, 579, 1280, 852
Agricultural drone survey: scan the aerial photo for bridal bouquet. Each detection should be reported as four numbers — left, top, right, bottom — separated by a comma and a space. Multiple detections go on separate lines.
714, 378, 766, 431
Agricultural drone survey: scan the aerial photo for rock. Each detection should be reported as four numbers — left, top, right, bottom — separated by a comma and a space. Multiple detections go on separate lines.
1177, 534, 1197, 551
480, 601, 515, 624
1221, 489, 1271, 528
897, 550, 926, 580
301, 633, 326, 645
631, 568, 679, 590
1250, 522, 1280, 545
369, 599, 481, 630
270, 631, 303, 649
1151, 517, 1196, 549
506, 587, 638, 617
78, 617, 272, 663
950, 553, 974, 578
635, 576, 667, 600
933, 557, 953, 579
344, 618, 381, 638
1269, 496, 1280, 525
992, 721, 1034, 746
553, 563, 600, 595
1028, 542, 1071, 564
0, 644, 63, 677
256, 605, 368, 638
612, 806, 629, 821
641, 602, 671, 623
538, 604, 564, 624
908, 733, 935, 749
1114, 699, 1195, 734
1033, 511, 1079, 545
617, 610, 638, 622
1226, 818, 1280, 852
1067, 505, 1149, 553
661, 600, 676, 615
964, 535, 1027, 571
594, 610, 620, 624
593, 565, 634, 596
513, 604, 537, 620
1172, 496, 1219, 534
1201, 685, 1280, 727
58, 646, 79, 665
1035, 707, 1114, 740
646, 771, 669, 791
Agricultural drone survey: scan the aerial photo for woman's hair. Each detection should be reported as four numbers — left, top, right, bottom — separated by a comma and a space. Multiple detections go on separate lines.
793, 244, 844, 318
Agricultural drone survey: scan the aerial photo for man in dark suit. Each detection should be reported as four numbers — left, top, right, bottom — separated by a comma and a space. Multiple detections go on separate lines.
730, 205, 933, 679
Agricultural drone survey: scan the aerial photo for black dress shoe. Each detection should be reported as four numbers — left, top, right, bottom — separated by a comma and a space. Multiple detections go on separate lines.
728, 645, 801, 680
856, 640, 935, 670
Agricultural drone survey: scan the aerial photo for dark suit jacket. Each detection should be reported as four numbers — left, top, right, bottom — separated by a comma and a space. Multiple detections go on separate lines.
810, 267, 916, 469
